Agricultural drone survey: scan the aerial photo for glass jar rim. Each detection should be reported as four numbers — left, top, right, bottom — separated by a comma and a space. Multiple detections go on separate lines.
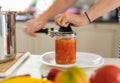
55, 31, 76, 38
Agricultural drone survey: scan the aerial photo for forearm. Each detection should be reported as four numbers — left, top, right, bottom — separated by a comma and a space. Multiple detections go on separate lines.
87, 0, 120, 22
37, 0, 77, 21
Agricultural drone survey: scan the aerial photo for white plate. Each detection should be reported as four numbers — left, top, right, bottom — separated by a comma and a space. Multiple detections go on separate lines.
40, 51, 104, 68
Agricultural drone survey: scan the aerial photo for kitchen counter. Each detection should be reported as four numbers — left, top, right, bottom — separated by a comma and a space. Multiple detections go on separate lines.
1, 54, 120, 81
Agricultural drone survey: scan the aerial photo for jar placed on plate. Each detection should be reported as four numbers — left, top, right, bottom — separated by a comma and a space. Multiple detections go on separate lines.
55, 32, 76, 64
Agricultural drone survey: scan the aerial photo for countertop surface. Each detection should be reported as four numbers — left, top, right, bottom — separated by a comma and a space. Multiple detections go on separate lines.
0, 54, 120, 81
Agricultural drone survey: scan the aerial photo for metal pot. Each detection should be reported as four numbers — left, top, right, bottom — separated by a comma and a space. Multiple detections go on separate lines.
0, 11, 16, 63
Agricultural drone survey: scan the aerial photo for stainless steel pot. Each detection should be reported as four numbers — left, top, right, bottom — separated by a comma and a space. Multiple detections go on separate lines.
0, 11, 16, 63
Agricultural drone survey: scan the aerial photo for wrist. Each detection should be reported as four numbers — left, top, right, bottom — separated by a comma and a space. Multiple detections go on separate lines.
78, 13, 90, 26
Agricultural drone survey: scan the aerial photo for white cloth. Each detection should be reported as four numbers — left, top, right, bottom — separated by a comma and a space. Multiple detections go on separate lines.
0, 0, 32, 11
35, 0, 53, 15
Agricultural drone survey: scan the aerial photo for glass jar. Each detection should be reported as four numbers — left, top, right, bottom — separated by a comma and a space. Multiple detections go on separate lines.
55, 32, 76, 64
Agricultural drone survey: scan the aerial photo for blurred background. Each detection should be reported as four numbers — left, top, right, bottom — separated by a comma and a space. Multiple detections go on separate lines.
0, 0, 118, 22
0, 0, 120, 58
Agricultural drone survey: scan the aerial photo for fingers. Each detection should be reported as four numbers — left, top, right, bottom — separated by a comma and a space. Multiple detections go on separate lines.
55, 14, 63, 26
23, 19, 45, 37
23, 25, 36, 37
61, 18, 69, 27
23, 21, 36, 37
55, 13, 69, 27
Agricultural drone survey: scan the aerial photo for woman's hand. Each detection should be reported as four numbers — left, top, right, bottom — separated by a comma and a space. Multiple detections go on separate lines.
55, 12, 89, 27
23, 17, 46, 37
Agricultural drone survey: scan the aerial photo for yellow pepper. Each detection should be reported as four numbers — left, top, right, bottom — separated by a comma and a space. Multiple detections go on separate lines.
1, 77, 53, 83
